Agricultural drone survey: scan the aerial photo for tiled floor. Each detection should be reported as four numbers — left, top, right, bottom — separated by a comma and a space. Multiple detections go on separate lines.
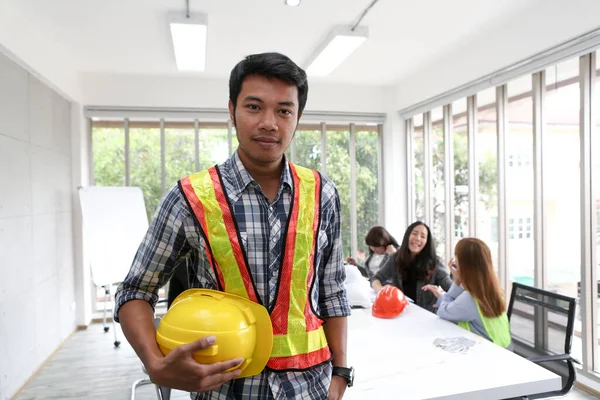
12, 322, 600, 399
571, 388, 600, 400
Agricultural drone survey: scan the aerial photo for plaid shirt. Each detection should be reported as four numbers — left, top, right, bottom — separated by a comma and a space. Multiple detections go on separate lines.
115, 152, 350, 399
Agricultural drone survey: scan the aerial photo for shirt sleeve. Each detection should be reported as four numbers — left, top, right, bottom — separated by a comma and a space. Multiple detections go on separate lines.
113, 185, 193, 322
317, 180, 351, 318
435, 283, 479, 323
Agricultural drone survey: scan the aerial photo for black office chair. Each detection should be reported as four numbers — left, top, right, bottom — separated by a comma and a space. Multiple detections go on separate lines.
507, 282, 580, 399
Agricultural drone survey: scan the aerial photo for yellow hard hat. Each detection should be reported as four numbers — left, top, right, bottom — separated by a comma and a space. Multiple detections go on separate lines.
156, 289, 273, 378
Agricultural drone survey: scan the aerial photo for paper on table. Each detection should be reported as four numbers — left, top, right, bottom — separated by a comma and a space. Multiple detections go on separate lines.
433, 337, 478, 354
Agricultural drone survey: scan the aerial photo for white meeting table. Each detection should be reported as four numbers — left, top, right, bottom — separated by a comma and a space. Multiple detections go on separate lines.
344, 304, 561, 399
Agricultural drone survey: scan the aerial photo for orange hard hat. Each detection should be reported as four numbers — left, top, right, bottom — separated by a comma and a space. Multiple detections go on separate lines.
372, 285, 409, 318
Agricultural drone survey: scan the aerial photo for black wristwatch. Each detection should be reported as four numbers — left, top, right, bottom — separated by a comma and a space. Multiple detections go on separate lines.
332, 366, 355, 387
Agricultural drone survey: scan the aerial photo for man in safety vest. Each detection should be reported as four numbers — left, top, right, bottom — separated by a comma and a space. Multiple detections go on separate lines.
115, 52, 352, 399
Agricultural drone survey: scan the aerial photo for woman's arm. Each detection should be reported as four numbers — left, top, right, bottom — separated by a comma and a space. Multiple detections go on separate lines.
346, 257, 370, 278
435, 286, 479, 323
371, 255, 394, 291
434, 258, 453, 291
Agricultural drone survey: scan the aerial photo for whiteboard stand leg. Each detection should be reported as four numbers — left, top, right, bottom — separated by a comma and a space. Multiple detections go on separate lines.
103, 285, 110, 333
108, 285, 121, 347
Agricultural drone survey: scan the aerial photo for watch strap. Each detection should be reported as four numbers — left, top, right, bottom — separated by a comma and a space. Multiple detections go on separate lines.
332, 366, 353, 387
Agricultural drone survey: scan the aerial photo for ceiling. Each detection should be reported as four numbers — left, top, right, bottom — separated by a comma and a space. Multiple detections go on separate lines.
12, 0, 537, 86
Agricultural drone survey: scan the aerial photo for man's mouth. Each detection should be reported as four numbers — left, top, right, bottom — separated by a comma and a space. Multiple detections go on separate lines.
254, 136, 279, 143
253, 136, 279, 149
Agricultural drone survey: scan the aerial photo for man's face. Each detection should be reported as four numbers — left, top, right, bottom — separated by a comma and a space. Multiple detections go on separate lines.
229, 74, 300, 165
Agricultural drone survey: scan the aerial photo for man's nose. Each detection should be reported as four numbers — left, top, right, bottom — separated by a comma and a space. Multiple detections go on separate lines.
258, 109, 278, 131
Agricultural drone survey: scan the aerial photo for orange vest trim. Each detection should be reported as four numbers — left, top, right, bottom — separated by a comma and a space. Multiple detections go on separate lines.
270, 164, 322, 335
179, 174, 224, 291
179, 168, 260, 304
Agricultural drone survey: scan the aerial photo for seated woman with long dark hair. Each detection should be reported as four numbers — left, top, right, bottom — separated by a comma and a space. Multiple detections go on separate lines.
346, 226, 399, 279
371, 221, 452, 313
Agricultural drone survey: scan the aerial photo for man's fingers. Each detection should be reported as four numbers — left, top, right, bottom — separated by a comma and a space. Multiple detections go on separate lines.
204, 358, 245, 375
202, 369, 243, 390
182, 336, 217, 353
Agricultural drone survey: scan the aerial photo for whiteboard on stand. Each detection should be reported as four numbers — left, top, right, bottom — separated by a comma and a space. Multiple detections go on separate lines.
78, 186, 149, 287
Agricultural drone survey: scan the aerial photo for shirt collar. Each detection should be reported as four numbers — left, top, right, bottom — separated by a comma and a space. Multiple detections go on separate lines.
222, 151, 293, 198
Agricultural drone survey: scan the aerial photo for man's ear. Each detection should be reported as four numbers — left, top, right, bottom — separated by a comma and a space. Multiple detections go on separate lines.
228, 100, 235, 126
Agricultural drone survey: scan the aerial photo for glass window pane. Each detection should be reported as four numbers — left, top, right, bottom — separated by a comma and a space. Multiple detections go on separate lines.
544, 58, 582, 359
92, 123, 125, 186
507, 76, 534, 288
431, 107, 446, 258
199, 124, 230, 170
356, 126, 380, 262
453, 99, 468, 242
594, 50, 600, 372
476, 88, 498, 271
413, 114, 425, 222
325, 126, 351, 258
295, 126, 321, 170
544, 59, 580, 301
165, 122, 195, 185
130, 122, 161, 220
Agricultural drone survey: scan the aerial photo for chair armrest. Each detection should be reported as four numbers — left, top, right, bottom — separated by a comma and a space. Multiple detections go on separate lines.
528, 353, 580, 364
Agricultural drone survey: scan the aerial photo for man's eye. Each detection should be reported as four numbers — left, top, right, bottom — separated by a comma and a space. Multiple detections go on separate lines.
280, 109, 292, 115
247, 104, 259, 110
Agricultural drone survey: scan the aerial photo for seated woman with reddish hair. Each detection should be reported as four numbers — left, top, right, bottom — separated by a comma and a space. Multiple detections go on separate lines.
423, 238, 511, 349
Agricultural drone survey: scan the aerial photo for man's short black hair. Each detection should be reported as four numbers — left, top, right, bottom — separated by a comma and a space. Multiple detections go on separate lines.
229, 52, 308, 117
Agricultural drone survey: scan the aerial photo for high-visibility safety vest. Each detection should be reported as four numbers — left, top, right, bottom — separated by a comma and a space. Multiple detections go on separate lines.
179, 163, 331, 371
458, 295, 511, 348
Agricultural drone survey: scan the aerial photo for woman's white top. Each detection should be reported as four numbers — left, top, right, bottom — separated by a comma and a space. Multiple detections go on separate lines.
367, 253, 386, 275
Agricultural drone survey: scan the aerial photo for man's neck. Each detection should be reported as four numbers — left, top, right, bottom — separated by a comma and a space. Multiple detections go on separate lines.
237, 150, 284, 199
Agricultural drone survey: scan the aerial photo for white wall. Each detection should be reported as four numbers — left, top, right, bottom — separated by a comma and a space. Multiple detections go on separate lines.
0, 1, 81, 102
382, 87, 408, 239
82, 73, 388, 113
0, 52, 76, 400
392, 0, 600, 111
71, 103, 92, 327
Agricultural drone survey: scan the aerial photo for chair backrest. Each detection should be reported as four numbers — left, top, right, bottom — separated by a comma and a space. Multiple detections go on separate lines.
507, 282, 577, 397
507, 282, 576, 357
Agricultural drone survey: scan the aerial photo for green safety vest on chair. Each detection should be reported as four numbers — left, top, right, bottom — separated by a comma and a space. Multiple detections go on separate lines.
458, 297, 511, 349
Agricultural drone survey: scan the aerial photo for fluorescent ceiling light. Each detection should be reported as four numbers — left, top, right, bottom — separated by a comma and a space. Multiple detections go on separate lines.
169, 13, 208, 72
305, 26, 368, 77
285, 0, 302, 6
